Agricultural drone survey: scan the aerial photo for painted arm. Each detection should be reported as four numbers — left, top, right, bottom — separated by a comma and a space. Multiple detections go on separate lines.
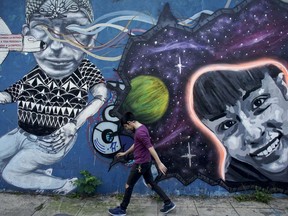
149, 146, 167, 175
0, 91, 12, 104
38, 83, 108, 153
72, 82, 107, 129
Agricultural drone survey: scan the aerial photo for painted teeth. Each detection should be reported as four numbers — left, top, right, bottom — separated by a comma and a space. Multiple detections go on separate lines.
256, 139, 279, 157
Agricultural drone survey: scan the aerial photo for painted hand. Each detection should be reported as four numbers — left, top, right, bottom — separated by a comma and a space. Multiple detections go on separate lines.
0, 92, 12, 103
37, 122, 77, 154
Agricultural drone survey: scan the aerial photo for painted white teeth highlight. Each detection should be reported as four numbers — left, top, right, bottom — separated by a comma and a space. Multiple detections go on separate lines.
256, 139, 279, 157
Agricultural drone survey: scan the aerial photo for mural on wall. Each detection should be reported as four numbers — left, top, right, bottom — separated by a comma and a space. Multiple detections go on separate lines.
0, 0, 159, 194
1, 0, 288, 195
101, 0, 288, 194
188, 59, 288, 185
0, 0, 108, 194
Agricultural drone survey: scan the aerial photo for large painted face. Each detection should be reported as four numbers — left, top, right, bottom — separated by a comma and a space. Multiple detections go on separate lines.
24, 11, 94, 79
202, 73, 288, 175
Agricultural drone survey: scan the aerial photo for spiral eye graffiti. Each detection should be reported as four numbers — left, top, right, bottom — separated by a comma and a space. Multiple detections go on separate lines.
92, 121, 121, 155
92, 105, 122, 155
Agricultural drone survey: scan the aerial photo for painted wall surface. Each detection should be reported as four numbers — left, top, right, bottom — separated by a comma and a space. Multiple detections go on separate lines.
0, 0, 288, 196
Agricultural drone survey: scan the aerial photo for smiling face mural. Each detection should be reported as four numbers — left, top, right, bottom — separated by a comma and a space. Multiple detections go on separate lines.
112, 0, 288, 193
189, 60, 288, 183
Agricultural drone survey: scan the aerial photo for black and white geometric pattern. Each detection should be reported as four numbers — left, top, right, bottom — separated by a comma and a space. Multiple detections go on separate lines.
5, 59, 105, 136
25, 0, 94, 23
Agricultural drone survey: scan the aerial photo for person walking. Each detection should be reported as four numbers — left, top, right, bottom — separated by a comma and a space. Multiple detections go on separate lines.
108, 112, 176, 215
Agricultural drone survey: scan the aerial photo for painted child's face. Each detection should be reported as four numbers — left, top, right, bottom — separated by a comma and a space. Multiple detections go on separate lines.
203, 73, 288, 175
26, 10, 93, 79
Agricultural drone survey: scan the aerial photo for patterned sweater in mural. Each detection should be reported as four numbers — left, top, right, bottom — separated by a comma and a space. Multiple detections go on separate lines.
5, 59, 105, 136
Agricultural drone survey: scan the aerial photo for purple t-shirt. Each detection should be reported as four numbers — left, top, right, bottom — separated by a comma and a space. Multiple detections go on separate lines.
134, 125, 153, 164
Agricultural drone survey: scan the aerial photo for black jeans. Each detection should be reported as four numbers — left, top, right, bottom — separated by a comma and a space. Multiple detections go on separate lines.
120, 162, 171, 210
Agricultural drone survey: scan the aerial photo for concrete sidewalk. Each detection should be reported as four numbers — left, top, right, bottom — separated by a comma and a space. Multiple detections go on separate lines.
0, 192, 288, 216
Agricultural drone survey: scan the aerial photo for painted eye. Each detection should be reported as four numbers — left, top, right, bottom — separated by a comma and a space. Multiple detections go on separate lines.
219, 120, 236, 131
252, 94, 269, 111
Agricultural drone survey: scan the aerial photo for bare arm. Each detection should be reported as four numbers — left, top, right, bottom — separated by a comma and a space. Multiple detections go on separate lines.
0, 91, 12, 104
117, 144, 135, 157
149, 146, 167, 175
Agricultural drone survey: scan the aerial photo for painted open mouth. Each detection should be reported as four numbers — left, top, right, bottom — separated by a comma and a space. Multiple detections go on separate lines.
250, 134, 282, 158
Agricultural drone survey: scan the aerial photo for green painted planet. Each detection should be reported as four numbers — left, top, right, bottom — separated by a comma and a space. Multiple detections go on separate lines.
122, 75, 169, 124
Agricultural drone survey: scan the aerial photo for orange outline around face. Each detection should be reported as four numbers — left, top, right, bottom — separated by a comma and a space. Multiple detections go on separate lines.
185, 58, 288, 180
